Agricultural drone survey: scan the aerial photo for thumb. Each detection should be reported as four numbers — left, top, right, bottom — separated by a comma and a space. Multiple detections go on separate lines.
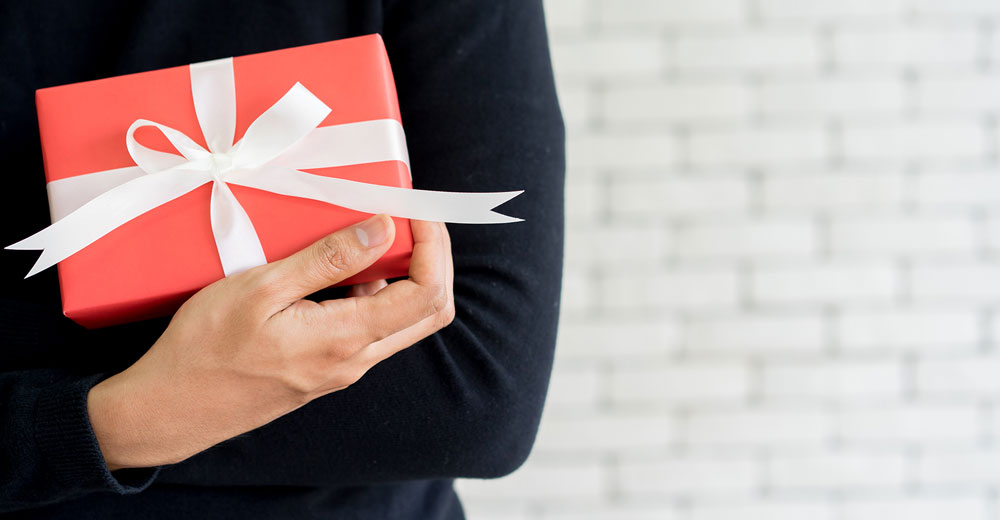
261, 213, 395, 306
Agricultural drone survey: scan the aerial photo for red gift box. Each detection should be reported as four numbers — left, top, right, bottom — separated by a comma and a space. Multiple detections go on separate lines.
26, 35, 416, 329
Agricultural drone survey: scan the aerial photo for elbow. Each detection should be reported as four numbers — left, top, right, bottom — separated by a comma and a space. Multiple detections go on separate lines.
456, 386, 544, 479
438, 320, 557, 480
438, 238, 562, 479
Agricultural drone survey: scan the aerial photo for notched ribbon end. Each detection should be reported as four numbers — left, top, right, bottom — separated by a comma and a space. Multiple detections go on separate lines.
485, 190, 526, 224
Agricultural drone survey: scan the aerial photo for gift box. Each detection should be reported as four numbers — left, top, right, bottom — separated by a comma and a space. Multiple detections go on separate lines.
9, 34, 523, 329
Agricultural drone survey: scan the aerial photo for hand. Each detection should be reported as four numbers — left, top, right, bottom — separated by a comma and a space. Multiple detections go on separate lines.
87, 214, 455, 471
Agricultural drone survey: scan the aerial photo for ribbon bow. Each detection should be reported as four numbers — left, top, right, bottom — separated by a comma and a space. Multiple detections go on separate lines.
8, 57, 522, 278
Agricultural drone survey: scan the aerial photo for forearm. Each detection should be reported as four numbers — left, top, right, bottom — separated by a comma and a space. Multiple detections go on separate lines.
87, 343, 308, 472
0, 369, 160, 513
154, 314, 560, 486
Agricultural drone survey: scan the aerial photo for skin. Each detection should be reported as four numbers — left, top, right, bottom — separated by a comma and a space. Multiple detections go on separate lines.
86, 213, 455, 471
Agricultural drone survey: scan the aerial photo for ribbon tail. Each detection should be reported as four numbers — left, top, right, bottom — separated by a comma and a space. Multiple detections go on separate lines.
210, 181, 267, 276
46, 166, 147, 221
6, 169, 211, 278
230, 166, 524, 224
269, 119, 411, 174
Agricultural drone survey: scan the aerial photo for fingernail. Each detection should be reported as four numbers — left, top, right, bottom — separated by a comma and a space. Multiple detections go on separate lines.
356, 215, 388, 248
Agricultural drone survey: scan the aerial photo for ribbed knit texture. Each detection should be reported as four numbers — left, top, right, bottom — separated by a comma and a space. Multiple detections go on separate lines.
33, 374, 161, 494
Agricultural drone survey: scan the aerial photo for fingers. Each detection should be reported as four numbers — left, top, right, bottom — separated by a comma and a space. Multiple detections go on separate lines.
357, 312, 445, 366
347, 279, 388, 298
322, 220, 451, 346
256, 214, 396, 310
355, 223, 455, 365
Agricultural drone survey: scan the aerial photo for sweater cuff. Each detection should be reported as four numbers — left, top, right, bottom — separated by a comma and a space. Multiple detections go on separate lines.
34, 373, 161, 495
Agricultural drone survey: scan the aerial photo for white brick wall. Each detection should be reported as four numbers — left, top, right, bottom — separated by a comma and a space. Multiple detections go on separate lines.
456, 1, 1000, 518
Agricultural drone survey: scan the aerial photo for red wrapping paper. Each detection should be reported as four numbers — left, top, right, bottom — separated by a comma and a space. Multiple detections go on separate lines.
33, 34, 413, 328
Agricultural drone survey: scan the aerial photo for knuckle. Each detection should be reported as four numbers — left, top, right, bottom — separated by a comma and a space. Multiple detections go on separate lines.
280, 372, 319, 402
331, 365, 369, 389
246, 265, 281, 291
320, 340, 360, 366
313, 235, 355, 278
435, 300, 456, 329
424, 283, 449, 316
244, 269, 284, 304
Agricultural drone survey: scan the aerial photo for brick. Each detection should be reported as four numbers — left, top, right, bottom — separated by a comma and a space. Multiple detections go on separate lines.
690, 501, 836, 520
913, 171, 1000, 208
911, 262, 1000, 305
768, 451, 907, 491
989, 215, 1000, 254
684, 312, 826, 353
761, 172, 905, 212
533, 411, 673, 453
564, 174, 602, 221
619, 454, 758, 498
759, 78, 905, 118
916, 449, 1000, 485
457, 501, 531, 520
688, 126, 828, 167
541, 505, 680, 520
555, 84, 593, 131
829, 214, 978, 255
916, 75, 1000, 112
762, 360, 902, 402
684, 408, 834, 446
610, 362, 749, 406
568, 132, 678, 171
674, 31, 821, 73
609, 175, 750, 217
837, 309, 980, 351
841, 120, 986, 162
843, 496, 988, 520
597, 0, 746, 28
545, 365, 603, 410
604, 81, 751, 124
838, 405, 981, 444
604, 268, 741, 311
543, 0, 589, 32
565, 222, 670, 267
759, 0, 904, 22
992, 312, 1000, 346
456, 459, 608, 500
555, 317, 680, 362
675, 218, 819, 261
751, 262, 899, 306
833, 24, 980, 70
560, 266, 595, 314
916, 355, 1000, 398
551, 36, 664, 80
910, 0, 1000, 17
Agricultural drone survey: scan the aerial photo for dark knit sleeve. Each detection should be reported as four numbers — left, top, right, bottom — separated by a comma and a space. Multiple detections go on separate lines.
0, 370, 160, 513
155, 0, 565, 486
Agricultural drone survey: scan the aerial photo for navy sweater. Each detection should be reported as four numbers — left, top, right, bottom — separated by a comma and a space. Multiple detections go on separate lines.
0, 1, 565, 518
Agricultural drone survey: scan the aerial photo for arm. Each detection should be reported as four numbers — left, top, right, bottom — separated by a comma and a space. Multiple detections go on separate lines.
0, 300, 160, 513
155, 0, 565, 486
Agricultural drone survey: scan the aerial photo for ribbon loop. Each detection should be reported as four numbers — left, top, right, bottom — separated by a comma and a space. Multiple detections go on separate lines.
190, 58, 237, 154
126, 119, 210, 173
231, 83, 331, 169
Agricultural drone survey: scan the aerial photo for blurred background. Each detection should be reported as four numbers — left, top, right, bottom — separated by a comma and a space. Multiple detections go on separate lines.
457, 0, 1000, 518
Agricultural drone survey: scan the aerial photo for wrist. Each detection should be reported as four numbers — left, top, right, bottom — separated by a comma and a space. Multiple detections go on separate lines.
88, 372, 146, 470
86, 369, 182, 470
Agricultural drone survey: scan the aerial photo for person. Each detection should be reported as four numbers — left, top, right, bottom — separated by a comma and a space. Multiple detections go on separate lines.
0, 0, 565, 518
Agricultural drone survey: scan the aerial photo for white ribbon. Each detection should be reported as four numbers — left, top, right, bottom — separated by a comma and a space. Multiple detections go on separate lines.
8, 58, 523, 278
